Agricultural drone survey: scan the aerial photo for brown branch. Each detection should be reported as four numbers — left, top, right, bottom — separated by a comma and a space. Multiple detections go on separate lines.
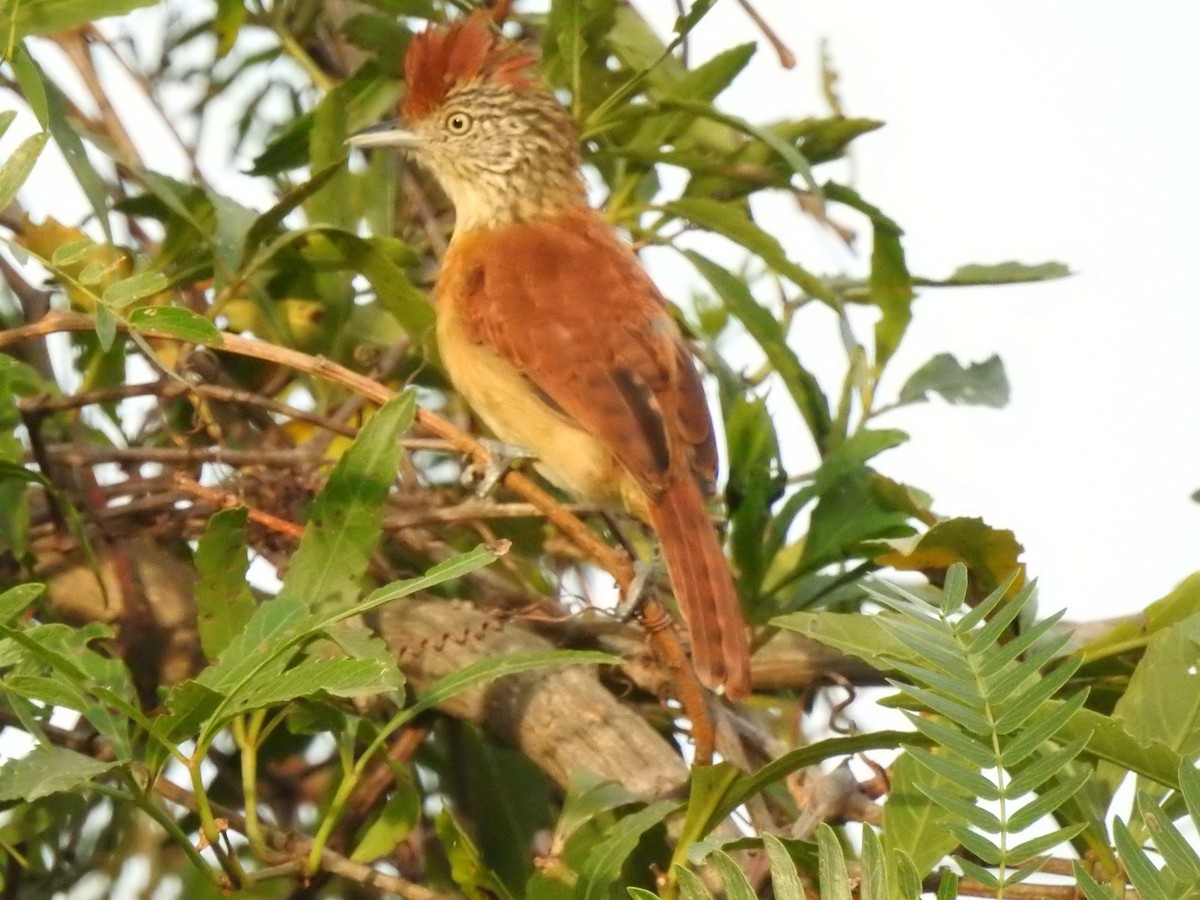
172, 474, 306, 539
733, 0, 796, 68
42, 444, 316, 467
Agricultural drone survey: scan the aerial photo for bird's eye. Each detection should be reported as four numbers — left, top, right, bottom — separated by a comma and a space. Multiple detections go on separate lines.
446, 112, 473, 135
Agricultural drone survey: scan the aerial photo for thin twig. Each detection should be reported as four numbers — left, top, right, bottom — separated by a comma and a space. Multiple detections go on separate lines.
733, 0, 796, 68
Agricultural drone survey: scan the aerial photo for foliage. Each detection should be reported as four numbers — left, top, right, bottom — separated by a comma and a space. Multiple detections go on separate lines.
0, 0, 1191, 898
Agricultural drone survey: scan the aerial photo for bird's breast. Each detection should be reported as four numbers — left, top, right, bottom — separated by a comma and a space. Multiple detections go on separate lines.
436, 293, 635, 511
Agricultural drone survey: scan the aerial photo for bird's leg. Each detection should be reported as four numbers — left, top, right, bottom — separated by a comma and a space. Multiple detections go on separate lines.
615, 548, 666, 621
465, 438, 538, 497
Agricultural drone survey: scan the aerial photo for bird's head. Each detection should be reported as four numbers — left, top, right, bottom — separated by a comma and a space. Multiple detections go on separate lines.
348, 12, 584, 232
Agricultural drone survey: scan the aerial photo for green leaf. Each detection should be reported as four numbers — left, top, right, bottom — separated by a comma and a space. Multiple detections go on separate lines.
213, 0, 246, 57
825, 183, 913, 371
675, 865, 716, 900
127, 306, 222, 344
674, 762, 743, 858
707, 850, 756, 900
924, 261, 1071, 286
882, 751, 961, 876
94, 304, 117, 351
898, 353, 1010, 408
0, 0, 154, 39
13, 49, 112, 240
1113, 610, 1200, 759
101, 271, 167, 309
436, 808, 514, 900
1071, 862, 1120, 900
876, 516, 1026, 598
0, 130, 47, 211
816, 823, 851, 900
762, 833, 805, 900
1114, 818, 1168, 899
0, 745, 116, 802
577, 800, 677, 900
0, 583, 43, 624
193, 508, 256, 661
859, 826, 888, 900
933, 870, 959, 900
667, 198, 832, 302
275, 391, 414, 610
688, 253, 830, 448
802, 469, 912, 569
240, 163, 344, 265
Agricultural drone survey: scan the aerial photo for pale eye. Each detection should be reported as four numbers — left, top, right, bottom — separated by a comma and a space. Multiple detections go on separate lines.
445, 112, 473, 135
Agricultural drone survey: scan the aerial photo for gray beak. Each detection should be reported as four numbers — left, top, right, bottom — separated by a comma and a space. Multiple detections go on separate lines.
346, 119, 423, 150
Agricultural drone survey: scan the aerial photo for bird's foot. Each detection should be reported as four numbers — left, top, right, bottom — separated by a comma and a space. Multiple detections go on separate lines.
615, 551, 665, 621
465, 438, 538, 497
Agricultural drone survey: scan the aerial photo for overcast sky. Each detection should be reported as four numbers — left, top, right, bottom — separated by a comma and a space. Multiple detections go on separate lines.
638, 0, 1200, 621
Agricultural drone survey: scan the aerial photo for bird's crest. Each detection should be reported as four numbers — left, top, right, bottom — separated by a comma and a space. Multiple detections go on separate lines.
402, 12, 539, 120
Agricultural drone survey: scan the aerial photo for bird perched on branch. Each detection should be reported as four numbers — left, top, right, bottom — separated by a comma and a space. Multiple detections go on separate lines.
349, 11, 751, 699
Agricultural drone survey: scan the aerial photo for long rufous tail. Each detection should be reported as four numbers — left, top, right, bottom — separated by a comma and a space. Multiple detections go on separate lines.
648, 479, 751, 699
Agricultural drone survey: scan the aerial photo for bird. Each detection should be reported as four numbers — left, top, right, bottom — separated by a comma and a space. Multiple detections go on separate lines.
348, 11, 752, 699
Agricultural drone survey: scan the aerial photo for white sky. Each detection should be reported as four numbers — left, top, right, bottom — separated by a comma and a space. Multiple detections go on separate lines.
640, 0, 1200, 620
4, 1, 1197, 624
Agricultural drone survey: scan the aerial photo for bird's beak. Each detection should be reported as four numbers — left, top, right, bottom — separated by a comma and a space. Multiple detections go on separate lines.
346, 119, 423, 151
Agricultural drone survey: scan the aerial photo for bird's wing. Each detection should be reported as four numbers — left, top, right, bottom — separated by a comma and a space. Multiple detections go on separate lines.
453, 211, 717, 500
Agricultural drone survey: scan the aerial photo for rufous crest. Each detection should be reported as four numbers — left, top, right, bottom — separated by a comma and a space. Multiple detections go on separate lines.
402, 12, 539, 121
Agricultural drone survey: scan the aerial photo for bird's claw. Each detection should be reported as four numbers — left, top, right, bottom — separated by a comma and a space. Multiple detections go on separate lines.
466, 438, 538, 497
616, 552, 665, 621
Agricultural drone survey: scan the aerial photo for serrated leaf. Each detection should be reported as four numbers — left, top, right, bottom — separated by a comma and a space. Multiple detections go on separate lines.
275, 392, 413, 610
0, 745, 115, 802
127, 306, 221, 344
193, 508, 256, 661
898, 353, 1010, 408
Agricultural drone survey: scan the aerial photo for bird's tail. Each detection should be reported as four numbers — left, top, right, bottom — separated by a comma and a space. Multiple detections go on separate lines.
648, 479, 751, 699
